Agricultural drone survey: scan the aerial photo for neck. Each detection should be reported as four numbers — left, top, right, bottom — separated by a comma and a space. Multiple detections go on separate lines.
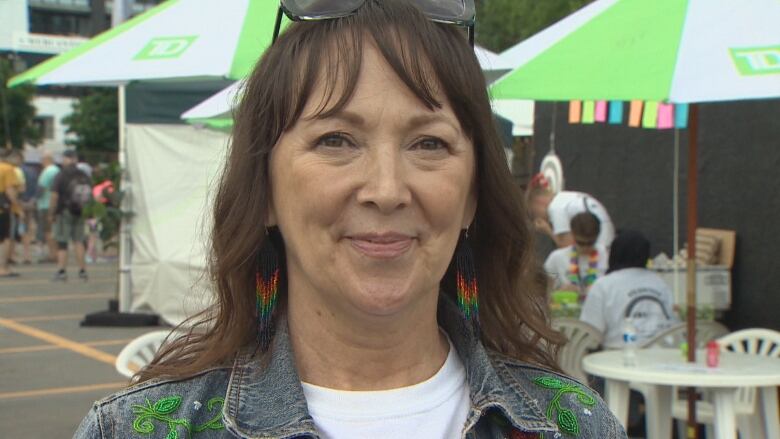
287, 288, 448, 391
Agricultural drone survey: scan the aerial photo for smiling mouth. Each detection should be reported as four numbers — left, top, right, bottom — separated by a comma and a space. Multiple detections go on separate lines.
348, 235, 414, 259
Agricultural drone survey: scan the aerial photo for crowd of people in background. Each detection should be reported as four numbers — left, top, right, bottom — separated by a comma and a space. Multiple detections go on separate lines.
0, 148, 115, 281
527, 173, 677, 348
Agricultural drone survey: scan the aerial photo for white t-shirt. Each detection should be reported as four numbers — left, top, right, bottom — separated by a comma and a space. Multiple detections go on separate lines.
301, 336, 470, 439
580, 268, 678, 349
544, 244, 608, 290
548, 191, 615, 248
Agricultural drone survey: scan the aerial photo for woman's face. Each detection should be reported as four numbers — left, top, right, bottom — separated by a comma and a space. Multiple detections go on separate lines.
268, 44, 477, 319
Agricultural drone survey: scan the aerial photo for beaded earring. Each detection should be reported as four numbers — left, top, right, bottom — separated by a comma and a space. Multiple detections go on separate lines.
256, 230, 280, 351
455, 229, 479, 331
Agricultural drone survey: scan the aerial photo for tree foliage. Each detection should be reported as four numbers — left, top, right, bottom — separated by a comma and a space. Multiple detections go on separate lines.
0, 58, 41, 149
475, 0, 595, 52
63, 88, 118, 152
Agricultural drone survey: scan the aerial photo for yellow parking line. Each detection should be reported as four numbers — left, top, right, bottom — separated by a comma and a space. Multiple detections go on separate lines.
0, 293, 112, 304
0, 344, 60, 354
0, 382, 127, 400
0, 338, 133, 355
85, 339, 134, 347
9, 313, 84, 322
0, 318, 116, 365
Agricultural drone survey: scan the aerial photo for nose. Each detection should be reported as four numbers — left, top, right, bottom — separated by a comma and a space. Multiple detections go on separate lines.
355, 146, 412, 214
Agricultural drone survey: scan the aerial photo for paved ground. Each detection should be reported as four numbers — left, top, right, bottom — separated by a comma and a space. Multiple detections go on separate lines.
0, 259, 166, 438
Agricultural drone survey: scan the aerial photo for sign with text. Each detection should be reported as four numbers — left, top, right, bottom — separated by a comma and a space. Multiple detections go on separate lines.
134, 36, 198, 60
730, 45, 780, 75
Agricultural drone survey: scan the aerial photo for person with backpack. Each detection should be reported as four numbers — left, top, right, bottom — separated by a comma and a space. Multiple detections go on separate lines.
48, 150, 91, 281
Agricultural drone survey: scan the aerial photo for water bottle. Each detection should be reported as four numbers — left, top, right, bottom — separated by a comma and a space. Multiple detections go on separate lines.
622, 317, 638, 367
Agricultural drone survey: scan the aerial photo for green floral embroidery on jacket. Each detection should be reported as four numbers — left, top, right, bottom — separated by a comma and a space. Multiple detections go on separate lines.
131, 395, 225, 438
533, 376, 596, 436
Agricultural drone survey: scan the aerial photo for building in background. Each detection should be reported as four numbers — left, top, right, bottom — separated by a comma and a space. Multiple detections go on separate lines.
0, 0, 161, 160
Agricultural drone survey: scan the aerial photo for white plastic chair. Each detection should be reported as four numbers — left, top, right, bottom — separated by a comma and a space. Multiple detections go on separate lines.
115, 330, 175, 378
551, 318, 604, 384
671, 328, 780, 438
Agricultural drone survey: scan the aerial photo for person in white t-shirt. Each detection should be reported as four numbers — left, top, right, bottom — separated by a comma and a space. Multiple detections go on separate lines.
547, 191, 615, 249
580, 230, 678, 349
545, 212, 608, 299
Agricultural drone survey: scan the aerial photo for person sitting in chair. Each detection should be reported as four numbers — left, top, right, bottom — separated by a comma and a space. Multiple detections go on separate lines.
580, 230, 677, 349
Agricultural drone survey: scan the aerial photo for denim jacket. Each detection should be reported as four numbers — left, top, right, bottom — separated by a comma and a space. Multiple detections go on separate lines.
75, 299, 626, 439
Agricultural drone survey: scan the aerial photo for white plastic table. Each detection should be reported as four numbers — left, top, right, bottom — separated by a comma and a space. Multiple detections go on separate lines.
583, 348, 780, 439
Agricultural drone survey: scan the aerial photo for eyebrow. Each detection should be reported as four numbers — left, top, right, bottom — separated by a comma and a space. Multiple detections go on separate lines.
313, 110, 460, 133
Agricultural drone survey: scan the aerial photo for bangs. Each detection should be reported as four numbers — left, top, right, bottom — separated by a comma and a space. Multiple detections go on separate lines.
277, 1, 481, 138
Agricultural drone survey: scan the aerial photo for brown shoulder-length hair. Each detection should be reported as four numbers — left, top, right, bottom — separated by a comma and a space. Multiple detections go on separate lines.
139, 0, 562, 383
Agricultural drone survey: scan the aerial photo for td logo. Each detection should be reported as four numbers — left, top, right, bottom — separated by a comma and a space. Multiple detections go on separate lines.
134, 36, 198, 60
730, 45, 780, 76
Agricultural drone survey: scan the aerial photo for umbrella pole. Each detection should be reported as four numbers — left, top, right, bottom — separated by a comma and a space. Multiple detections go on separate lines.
685, 103, 699, 438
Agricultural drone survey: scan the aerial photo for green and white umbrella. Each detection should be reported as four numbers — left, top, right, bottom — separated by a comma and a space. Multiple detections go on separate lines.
491, 0, 780, 103
9, 0, 281, 87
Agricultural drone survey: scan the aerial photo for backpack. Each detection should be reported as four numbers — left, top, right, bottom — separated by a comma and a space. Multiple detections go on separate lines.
65, 170, 93, 215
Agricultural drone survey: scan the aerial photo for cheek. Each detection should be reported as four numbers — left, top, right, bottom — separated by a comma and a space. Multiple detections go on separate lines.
270, 155, 346, 234
416, 177, 472, 232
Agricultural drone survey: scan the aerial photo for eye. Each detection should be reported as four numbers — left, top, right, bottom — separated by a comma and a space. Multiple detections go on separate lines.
411, 137, 449, 152
315, 132, 355, 149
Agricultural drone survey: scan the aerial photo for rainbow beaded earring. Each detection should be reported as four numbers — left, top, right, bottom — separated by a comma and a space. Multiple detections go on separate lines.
256, 230, 280, 351
455, 229, 479, 330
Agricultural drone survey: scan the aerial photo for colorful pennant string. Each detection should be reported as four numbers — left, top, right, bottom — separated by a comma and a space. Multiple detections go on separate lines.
657, 103, 674, 129
675, 104, 689, 129
594, 100, 608, 122
564, 100, 688, 130
642, 101, 659, 128
569, 100, 582, 123
608, 101, 624, 124
582, 101, 595, 124
628, 100, 643, 127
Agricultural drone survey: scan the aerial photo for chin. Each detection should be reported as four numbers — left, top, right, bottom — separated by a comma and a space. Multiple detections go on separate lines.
347, 280, 420, 317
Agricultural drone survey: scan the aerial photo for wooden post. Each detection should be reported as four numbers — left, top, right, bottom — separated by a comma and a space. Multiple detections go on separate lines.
685, 103, 699, 438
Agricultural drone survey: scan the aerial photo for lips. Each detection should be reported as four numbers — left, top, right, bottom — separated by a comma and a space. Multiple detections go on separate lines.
348, 233, 414, 259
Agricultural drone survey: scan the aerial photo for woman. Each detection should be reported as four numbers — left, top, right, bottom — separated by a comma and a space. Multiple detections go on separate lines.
76, 1, 624, 438
544, 212, 608, 300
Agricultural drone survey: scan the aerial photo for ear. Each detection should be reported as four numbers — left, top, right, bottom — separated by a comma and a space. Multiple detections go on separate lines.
266, 199, 277, 227
462, 184, 478, 229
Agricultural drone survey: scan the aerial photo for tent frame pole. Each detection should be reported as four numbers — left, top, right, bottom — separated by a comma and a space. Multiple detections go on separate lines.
118, 85, 132, 313
80, 85, 157, 327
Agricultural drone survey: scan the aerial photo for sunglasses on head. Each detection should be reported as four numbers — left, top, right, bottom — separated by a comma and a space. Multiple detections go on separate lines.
272, 0, 476, 47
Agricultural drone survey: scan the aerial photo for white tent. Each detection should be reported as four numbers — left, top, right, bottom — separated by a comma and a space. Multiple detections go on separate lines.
126, 122, 228, 323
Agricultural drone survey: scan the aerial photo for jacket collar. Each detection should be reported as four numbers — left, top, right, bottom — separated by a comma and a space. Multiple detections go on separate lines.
436, 298, 557, 434
223, 297, 557, 438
